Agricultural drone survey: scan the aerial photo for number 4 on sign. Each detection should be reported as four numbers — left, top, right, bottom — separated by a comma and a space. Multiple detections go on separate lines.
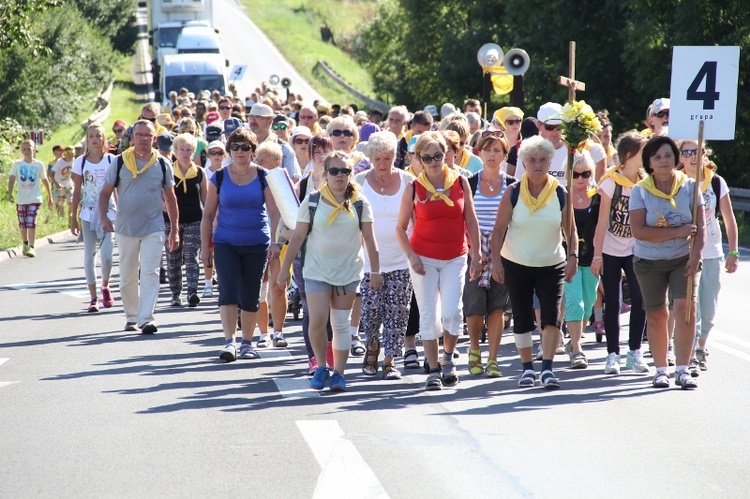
687, 61, 720, 110
229, 65, 247, 81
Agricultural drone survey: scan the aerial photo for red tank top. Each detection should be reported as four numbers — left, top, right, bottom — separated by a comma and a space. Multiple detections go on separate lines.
410, 178, 468, 260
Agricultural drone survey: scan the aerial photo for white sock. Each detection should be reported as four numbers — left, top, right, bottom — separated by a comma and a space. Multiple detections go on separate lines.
594, 307, 603, 322
350, 325, 359, 337
273, 330, 282, 337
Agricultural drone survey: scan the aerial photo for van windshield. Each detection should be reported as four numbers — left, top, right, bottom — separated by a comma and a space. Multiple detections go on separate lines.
178, 48, 221, 54
157, 27, 182, 48
165, 75, 225, 96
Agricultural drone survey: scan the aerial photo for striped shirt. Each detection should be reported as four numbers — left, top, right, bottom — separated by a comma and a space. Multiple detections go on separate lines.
473, 171, 508, 232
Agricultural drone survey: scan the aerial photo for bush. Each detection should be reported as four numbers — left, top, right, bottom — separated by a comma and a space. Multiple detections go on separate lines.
0, 118, 29, 174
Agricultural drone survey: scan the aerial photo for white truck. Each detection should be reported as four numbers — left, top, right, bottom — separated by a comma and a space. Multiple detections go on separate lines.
156, 53, 228, 107
150, 0, 215, 73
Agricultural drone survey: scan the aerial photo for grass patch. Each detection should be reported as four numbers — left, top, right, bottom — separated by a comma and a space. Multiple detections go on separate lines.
240, 0, 385, 107
0, 176, 69, 251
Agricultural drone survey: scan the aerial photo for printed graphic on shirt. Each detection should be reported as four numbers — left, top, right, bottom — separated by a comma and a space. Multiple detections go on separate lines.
609, 194, 631, 238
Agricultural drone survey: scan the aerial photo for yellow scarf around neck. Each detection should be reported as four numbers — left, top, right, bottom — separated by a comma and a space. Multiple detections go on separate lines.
520, 173, 559, 215
122, 148, 159, 179
699, 166, 714, 194
174, 161, 198, 193
416, 164, 460, 206
456, 148, 471, 169
589, 165, 637, 197
637, 170, 687, 207
320, 183, 359, 225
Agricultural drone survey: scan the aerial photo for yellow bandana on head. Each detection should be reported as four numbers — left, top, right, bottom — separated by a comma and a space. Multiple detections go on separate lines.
320, 183, 359, 225
174, 161, 199, 193
122, 148, 159, 179
416, 165, 460, 206
699, 166, 714, 194
520, 173, 559, 215
637, 170, 687, 207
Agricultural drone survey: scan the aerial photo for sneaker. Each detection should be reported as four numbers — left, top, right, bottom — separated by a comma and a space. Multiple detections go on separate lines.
518, 370, 537, 388
256, 333, 270, 348
425, 372, 442, 391
626, 350, 650, 373
675, 369, 698, 390
592, 321, 605, 335
350, 335, 366, 356
310, 366, 330, 390
688, 358, 701, 377
238, 343, 259, 359
187, 292, 200, 308
329, 371, 347, 392
555, 337, 565, 355
170, 296, 182, 307
541, 370, 561, 390
26, 246, 36, 258
22, 242, 30, 256
87, 298, 99, 313
620, 303, 632, 314
441, 358, 459, 387
570, 351, 588, 369
140, 322, 158, 334
535, 344, 544, 361
652, 372, 670, 388
604, 352, 621, 374
272, 332, 288, 347
124, 322, 137, 331
202, 287, 214, 298
307, 357, 318, 376
101, 287, 114, 308
696, 348, 709, 371
159, 267, 168, 284
667, 343, 676, 366
219, 343, 237, 362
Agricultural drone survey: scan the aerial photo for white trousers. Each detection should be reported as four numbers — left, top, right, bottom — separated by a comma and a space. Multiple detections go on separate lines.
409, 254, 467, 341
117, 231, 164, 326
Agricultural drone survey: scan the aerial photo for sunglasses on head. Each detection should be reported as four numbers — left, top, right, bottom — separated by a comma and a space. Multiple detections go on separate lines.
219, 105, 232, 110
330, 129, 353, 137
273, 123, 288, 130
481, 130, 505, 138
229, 143, 253, 152
327, 167, 352, 176
572, 170, 592, 179
293, 138, 310, 145
654, 110, 669, 118
420, 152, 445, 165
543, 124, 561, 131
505, 119, 522, 126
209, 150, 225, 156
681, 148, 699, 157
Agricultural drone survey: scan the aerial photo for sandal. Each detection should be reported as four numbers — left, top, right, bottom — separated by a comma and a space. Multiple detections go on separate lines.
361, 344, 379, 376
468, 348, 484, 375
403, 348, 420, 369
485, 359, 502, 378
351, 336, 366, 356
383, 362, 401, 380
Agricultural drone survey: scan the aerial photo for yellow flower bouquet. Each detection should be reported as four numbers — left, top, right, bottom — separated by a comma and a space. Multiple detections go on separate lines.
560, 100, 602, 151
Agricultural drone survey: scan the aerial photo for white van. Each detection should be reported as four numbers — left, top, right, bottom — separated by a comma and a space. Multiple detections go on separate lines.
176, 26, 224, 57
151, 20, 212, 72
158, 53, 227, 106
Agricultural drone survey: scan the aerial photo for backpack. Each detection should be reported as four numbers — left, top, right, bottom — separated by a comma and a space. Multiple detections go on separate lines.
214, 166, 268, 196
113, 155, 167, 188
710, 174, 722, 220
508, 181, 566, 209
467, 172, 516, 196
299, 190, 364, 264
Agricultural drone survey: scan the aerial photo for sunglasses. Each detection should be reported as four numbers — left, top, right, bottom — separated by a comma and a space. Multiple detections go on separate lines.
113, 128, 125, 133
420, 152, 445, 165
481, 130, 505, 138
681, 148, 699, 157
543, 124, 562, 131
229, 143, 253, 152
327, 167, 352, 176
572, 170, 592, 179
654, 110, 669, 118
505, 119, 522, 126
273, 123, 288, 130
219, 106, 232, 110
330, 129, 354, 137
209, 150, 225, 156
293, 138, 310, 145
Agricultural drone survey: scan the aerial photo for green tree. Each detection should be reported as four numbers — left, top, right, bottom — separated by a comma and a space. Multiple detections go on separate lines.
0, 0, 61, 53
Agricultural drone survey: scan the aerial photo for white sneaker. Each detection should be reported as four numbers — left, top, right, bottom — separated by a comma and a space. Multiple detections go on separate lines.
626, 349, 650, 373
535, 344, 544, 360
604, 352, 621, 374
257, 333, 271, 348
555, 337, 565, 355
202, 287, 214, 298
219, 343, 237, 362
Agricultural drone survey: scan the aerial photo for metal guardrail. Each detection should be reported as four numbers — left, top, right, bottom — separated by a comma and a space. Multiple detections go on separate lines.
730, 188, 750, 212
315, 60, 390, 112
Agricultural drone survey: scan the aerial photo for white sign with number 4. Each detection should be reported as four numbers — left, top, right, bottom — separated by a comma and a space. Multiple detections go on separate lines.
669, 46, 740, 141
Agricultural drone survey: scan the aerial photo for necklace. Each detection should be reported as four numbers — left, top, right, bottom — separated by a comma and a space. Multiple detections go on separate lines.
482, 175, 501, 192
372, 171, 391, 193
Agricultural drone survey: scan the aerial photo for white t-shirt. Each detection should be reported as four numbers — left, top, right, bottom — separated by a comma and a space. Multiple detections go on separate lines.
514, 145, 570, 187
598, 176, 635, 257
298, 193, 374, 285
702, 174, 729, 259
355, 169, 415, 273
72, 154, 116, 222
588, 142, 606, 166
10, 159, 45, 205
51, 158, 74, 188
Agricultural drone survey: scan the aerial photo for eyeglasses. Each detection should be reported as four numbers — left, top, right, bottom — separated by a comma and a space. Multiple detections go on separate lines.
330, 129, 353, 137
543, 124, 562, 131
209, 150, 225, 156
273, 123, 288, 130
505, 119, 522, 126
229, 143, 253, 152
299, 115, 315, 120
219, 106, 232, 111
327, 167, 352, 176
420, 152, 445, 165
481, 130, 505, 138
113, 128, 125, 133
293, 138, 310, 145
572, 170, 592, 179
681, 149, 699, 157
134, 133, 154, 139
654, 110, 669, 118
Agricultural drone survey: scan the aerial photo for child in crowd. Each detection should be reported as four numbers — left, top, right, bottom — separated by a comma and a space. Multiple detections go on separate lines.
49, 145, 75, 217
48, 145, 64, 177
7, 139, 52, 257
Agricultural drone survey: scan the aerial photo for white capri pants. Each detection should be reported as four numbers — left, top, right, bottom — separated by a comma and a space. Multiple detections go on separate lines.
409, 254, 467, 341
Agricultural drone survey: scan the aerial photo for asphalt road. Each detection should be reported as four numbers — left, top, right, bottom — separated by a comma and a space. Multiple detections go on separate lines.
1, 235, 749, 498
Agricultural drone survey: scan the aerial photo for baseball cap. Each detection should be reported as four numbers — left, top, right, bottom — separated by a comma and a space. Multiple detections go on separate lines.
223, 117, 243, 135
290, 126, 312, 139
537, 102, 563, 125
207, 140, 225, 152
424, 105, 439, 118
206, 111, 220, 125
157, 133, 174, 151
650, 98, 670, 115
359, 123, 380, 142
249, 103, 274, 117
407, 136, 418, 153
205, 125, 223, 142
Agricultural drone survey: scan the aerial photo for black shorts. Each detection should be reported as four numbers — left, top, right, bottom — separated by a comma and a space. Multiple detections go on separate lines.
501, 257, 564, 334
214, 243, 268, 312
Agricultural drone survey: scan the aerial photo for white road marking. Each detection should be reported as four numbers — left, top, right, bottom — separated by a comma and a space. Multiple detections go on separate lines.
274, 378, 319, 398
712, 330, 750, 350
297, 420, 389, 499
0, 359, 19, 389
5, 279, 93, 300
0, 358, 8, 367
258, 349, 293, 359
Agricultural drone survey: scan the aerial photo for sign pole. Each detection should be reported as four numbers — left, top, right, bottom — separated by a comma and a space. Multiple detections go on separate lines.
685, 120, 705, 324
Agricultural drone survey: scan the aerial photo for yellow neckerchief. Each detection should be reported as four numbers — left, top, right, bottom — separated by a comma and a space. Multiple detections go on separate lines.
416, 164, 460, 206
320, 183, 359, 225
590, 166, 637, 198
520, 173, 559, 215
606, 144, 617, 165
174, 161, 199, 193
636, 170, 687, 207
122, 148, 158, 179
699, 166, 714, 194
456, 147, 471, 168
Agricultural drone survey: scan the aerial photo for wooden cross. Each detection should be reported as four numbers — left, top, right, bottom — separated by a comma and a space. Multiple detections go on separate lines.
557, 41, 586, 104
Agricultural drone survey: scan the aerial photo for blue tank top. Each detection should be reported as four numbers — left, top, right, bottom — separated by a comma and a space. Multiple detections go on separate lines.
212, 167, 270, 246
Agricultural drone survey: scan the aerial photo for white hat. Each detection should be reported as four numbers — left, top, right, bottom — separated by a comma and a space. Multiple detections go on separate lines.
440, 103, 456, 119
650, 98, 670, 115
208, 140, 225, 152
290, 126, 313, 139
424, 104, 438, 117
537, 102, 563, 125
249, 103, 274, 117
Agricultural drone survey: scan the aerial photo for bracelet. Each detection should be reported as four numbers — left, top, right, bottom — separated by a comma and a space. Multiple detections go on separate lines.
592, 256, 603, 261
728, 250, 740, 257
568, 253, 578, 259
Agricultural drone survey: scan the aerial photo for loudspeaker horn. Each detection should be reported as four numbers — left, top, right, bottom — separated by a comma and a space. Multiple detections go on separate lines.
503, 48, 530, 76
269, 74, 280, 85
281, 77, 292, 89
477, 43, 504, 70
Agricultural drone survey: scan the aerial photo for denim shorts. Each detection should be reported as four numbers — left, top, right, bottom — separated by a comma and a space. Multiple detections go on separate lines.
304, 278, 360, 295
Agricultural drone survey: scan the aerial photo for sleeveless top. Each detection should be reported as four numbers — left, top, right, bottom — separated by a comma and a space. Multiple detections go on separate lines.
410, 177, 467, 260
501, 192, 565, 267
211, 167, 269, 246
165, 168, 204, 224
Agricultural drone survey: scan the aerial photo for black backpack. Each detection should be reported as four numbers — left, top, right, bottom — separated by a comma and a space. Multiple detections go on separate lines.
508, 181, 566, 209
214, 166, 268, 196
299, 190, 364, 264
467, 172, 517, 196
113, 155, 167, 188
